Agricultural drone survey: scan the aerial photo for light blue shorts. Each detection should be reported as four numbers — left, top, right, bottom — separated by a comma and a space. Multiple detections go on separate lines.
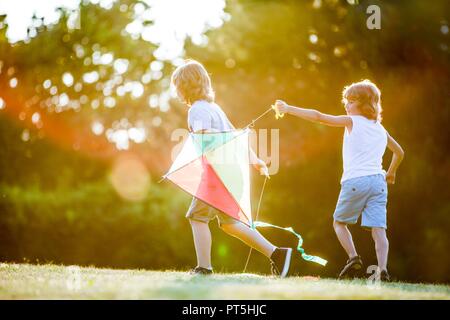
333, 174, 388, 229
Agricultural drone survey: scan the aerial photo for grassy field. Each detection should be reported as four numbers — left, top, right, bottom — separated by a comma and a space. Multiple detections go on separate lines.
0, 263, 448, 299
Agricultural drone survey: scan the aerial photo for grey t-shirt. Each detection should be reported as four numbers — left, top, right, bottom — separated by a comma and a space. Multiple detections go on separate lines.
188, 100, 234, 132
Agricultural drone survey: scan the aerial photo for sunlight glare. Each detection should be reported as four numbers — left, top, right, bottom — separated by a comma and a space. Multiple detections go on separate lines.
135, 0, 228, 60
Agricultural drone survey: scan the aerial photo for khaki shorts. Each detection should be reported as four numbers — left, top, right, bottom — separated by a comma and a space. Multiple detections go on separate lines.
186, 197, 238, 226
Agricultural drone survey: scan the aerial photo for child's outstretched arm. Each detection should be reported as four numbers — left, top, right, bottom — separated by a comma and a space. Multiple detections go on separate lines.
275, 100, 352, 129
385, 132, 404, 184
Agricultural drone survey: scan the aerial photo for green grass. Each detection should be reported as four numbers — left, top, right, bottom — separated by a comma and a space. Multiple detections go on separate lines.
0, 263, 448, 299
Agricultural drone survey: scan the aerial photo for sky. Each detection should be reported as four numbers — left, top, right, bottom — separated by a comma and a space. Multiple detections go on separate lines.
0, 0, 228, 60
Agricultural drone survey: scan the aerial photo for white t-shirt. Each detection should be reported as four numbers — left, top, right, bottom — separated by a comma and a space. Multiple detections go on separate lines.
341, 115, 388, 183
188, 100, 234, 132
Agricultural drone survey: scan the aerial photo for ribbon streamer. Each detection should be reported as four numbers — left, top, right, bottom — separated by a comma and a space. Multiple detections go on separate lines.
252, 221, 328, 266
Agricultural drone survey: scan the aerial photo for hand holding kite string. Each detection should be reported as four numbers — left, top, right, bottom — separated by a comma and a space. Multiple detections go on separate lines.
260, 165, 270, 178
272, 100, 289, 119
254, 158, 270, 179
271, 104, 284, 119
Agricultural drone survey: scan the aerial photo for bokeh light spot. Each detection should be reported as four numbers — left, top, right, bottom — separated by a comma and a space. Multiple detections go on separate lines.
31, 112, 41, 124
217, 244, 228, 257
109, 154, 151, 202
225, 58, 235, 68
43, 79, 52, 89
21, 129, 30, 142
9, 77, 18, 88
62, 72, 74, 87
82, 71, 99, 84
113, 59, 129, 74
309, 34, 318, 44
91, 121, 104, 136
50, 86, 58, 95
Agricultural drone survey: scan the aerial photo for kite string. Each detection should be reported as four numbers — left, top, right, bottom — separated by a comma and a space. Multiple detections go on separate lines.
244, 107, 273, 129
243, 174, 268, 273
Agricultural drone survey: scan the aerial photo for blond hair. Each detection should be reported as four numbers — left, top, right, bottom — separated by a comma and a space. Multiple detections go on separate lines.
171, 59, 215, 105
342, 79, 383, 122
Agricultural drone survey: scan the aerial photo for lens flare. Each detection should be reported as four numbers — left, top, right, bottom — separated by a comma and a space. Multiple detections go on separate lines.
109, 154, 151, 202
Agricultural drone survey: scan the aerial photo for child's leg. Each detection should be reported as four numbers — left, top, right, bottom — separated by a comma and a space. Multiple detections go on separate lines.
220, 223, 276, 258
189, 219, 213, 269
333, 220, 358, 258
371, 227, 389, 271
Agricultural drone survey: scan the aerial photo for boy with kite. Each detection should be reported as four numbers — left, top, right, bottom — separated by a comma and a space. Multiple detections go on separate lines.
170, 60, 292, 277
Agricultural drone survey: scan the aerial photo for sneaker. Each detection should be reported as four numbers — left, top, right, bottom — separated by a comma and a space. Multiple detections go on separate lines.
380, 270, 391, 282
189, 266, 213, 275
338, 255, 363, 279
270, 247, 292, 278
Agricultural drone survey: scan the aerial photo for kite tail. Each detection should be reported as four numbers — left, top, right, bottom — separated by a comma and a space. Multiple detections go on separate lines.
252, 221, 328, 266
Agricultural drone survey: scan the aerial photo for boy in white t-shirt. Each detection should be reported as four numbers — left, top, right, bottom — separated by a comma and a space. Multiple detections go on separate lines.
275, 80, 404, 281
171, 60, 293, 277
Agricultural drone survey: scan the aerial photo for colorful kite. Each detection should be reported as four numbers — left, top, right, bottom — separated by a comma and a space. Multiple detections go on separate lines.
164, 129, 253, 226
163, 128, 327, 266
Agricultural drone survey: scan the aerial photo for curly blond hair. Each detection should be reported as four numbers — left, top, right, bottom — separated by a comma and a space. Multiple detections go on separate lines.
171, 59, 215, 105
342, 79, 383, 122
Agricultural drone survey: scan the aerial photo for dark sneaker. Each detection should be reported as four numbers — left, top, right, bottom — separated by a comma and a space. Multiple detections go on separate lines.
338, 255, 363, 279
380, 270, 391, 282
270, 247, 292, 278
189, 266, 213, 275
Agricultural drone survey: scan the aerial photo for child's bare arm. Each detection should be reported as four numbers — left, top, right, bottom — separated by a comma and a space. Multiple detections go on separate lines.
275, 100, 352, 129
249, 148, 269, 175
385, 132, 404, 184
226, 120, 266, 173
226, 120, 267, 175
